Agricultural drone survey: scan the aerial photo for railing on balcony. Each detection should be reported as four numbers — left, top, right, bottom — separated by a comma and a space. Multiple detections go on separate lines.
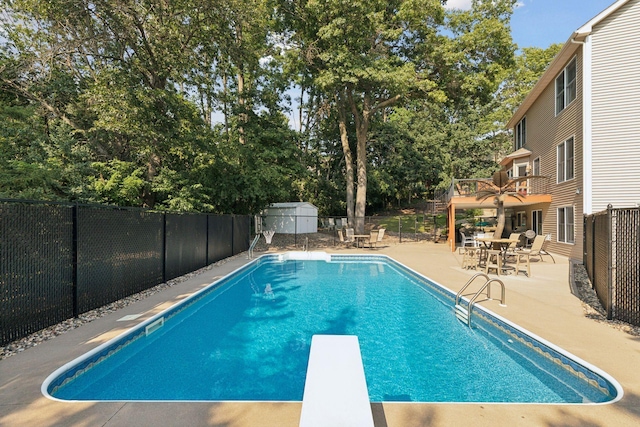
445, 177, 551, 204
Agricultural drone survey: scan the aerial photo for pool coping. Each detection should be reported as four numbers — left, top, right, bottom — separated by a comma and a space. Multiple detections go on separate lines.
41, 252, 622, 405
3, 242, 640, 427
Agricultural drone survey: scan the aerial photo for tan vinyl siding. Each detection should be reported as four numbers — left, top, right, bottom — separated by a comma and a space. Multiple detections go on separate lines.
519, 50, 584, 260
590, 0, 640, 212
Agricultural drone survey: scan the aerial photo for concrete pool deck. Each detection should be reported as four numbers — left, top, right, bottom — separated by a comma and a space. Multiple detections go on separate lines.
2, 241, 640, 426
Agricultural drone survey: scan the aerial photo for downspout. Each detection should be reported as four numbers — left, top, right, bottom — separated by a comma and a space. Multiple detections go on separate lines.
571, 34, 593, 215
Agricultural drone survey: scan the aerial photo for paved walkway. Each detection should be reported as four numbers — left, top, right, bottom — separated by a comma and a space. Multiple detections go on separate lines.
2, 242, 640, 426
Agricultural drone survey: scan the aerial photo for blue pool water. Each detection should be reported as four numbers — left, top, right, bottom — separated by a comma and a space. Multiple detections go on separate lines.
45, 253, 621, 403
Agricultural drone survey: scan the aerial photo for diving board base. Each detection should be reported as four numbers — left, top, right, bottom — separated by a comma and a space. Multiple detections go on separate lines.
299, 335, 374, 427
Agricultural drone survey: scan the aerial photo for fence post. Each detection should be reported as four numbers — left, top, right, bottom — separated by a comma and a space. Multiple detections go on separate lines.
231, 215, 235, 255
205, 214, 209, 265
583, 214, 587, 266
398, 217, 402, 243
72, 203, 79, 318
162, 212, 167, 283
607, 204, 613, 320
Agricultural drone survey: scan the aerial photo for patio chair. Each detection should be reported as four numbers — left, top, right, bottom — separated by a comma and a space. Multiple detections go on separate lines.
345, 228, 355, 244
524, 229, 536, 248
376, 228, 385, 246
514, 251, 532, 277
365, 230, 378, 248
504, 233, 523, 260
337, 229, 354, 247
459, 230, 477, 252
519, 235, 555, 263
484, 249, 503, 276
462, 247, 480, 270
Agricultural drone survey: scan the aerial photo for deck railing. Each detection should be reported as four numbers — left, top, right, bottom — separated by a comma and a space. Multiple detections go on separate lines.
445, 177, 551, 204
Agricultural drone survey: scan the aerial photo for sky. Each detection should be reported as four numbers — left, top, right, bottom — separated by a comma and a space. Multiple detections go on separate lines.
446, 0, 617, 48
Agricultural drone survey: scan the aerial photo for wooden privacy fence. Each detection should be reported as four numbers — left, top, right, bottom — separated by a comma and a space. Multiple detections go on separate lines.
584, 205, 640, 326
0, 199, 250, 345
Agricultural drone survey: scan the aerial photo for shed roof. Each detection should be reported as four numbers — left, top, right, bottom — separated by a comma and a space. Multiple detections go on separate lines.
266, 202, 318, 210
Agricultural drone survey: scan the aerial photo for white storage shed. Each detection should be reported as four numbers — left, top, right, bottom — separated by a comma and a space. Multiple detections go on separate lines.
262, 202, 318, 234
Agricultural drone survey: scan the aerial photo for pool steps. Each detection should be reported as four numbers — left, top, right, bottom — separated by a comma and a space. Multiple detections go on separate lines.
277, 251, 332, 262
455, 273, 506, 327
299, 335, 374, 427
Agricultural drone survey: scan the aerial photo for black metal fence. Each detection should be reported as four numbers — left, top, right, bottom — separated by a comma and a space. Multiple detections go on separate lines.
0, 199, 250, 345
256, 214, 448, 248
584, 205, 640, 326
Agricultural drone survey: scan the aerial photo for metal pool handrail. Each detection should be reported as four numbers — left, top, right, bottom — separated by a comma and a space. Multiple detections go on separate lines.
455, 273, 506, 327
248, 234, 260, 259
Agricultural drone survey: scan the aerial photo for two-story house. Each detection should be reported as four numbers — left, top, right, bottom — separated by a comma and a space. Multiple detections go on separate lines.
499, 0, 640, 262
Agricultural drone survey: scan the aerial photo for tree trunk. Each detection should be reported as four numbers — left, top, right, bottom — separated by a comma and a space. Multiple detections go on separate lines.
237, 69, 246, 145
235, 24, 247, 145
337, 99, 355, 228
354, 123, 368, 234
494, 195, 507, 239
352, 94, 370, 234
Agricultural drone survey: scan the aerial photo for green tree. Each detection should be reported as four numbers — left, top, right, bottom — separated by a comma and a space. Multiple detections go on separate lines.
279, 0, 517, 231
1, 0, 297, 212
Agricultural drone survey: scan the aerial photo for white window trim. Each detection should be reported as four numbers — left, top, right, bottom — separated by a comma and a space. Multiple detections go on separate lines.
555, 56, 577, 116
515, 117, 526, 150
516, 211, 526, 228
532, 209, 543, 235
514, 161, 529, 193
557, 205, 575, 244
532, 157, 540, 176
557, 136, 575, 183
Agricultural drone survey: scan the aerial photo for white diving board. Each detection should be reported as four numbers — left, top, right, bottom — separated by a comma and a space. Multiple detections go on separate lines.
299, 335, 375, 427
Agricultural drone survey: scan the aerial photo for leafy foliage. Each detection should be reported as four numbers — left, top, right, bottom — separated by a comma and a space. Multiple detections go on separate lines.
0, 0, 560, 217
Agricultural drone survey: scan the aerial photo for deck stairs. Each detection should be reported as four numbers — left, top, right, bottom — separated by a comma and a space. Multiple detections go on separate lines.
454, 273, 506, 327
425, 198, 447, 215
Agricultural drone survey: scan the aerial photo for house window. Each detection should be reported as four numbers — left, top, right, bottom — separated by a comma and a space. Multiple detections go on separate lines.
514, 162, 528, 193
532, 210, 543, 235
532, 157, 540, 176
558, 206, 575, 244
555, 57, 577, 115
515, 117, 526, 149
557, 137, 574, 183
516, 211, 526, 228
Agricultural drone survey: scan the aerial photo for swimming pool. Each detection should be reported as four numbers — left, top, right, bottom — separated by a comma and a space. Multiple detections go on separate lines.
43, 252, 622, 403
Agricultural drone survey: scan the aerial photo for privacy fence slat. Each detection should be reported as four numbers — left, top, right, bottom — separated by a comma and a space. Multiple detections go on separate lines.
0, 200, 250, 345
0, 202, 74, 344
585, 205, 640, 326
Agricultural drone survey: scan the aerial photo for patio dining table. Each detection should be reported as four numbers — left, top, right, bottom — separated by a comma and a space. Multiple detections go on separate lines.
353, 234, 370, 248
476, 237, 520, 264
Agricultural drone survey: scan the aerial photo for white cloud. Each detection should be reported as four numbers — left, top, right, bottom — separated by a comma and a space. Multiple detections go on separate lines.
444, 0, 473, 10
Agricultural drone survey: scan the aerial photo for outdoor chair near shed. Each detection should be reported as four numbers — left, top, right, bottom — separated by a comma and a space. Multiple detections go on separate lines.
337, 229, 354, 247
376, 228, 385, 247
366, 231, 378, 249
345, 228, 355, 243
